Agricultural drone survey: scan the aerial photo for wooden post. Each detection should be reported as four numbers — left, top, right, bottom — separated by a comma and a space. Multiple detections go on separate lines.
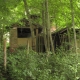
38, 35, 40, 52
27, 40, 29, 54
3, 38, 7, 71
36, 28, 38, 52
67, 28, 70, 49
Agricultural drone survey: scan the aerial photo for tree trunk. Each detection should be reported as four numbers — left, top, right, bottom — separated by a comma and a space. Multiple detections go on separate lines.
42, 1, 48, 52
3, 38, 7, 71
67, 28, 70, 50
45, 0, 54, 53
70, 0, 78, 80
45, 0, 50, 52
50, 31, 54, 52
70, 0, 77, 53
23, 0, 35, 38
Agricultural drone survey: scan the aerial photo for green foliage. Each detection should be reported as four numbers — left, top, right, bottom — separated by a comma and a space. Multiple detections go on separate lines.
0, 0, 80, 35
0, 47, 80, 80
0, 45, 6, 80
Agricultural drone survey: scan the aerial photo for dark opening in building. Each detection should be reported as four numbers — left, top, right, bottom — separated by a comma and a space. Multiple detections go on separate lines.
17, 28, 31, 38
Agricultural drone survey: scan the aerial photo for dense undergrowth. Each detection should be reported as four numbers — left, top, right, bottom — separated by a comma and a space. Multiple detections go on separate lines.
0, 47, 80, 80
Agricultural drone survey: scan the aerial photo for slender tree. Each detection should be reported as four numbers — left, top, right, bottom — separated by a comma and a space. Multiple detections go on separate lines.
42, 0, 51, 53
45, 0, 54, 53
42, 1, 48, 52
70, 0, 78, 53
45, 0, 50, 52
3, 38, 7, 71
23, 0, 35, 38
70, 0, 78, 80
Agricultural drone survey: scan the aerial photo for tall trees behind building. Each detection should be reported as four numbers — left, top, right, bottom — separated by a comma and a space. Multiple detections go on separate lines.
0, 0, 80, 52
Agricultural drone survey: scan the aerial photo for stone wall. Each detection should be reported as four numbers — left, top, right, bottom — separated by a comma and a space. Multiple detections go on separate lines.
10, 27, 18, 49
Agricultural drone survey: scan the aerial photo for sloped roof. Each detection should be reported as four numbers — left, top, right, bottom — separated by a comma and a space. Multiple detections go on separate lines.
10, 18, 42, 29
52, 26, 80, 35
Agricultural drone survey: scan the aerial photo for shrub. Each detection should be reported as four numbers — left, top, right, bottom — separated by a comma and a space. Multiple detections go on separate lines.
0, 47, 80, 80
